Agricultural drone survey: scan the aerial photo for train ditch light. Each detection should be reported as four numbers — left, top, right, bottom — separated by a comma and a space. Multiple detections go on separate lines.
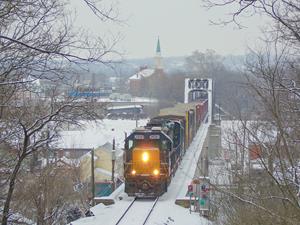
153, 169, 159, 176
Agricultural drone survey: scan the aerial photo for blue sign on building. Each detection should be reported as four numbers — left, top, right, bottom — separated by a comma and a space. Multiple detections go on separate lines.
69, 90, 112, 98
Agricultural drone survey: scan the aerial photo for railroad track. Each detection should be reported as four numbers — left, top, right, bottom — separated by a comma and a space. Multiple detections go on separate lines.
115, 197, 159, 225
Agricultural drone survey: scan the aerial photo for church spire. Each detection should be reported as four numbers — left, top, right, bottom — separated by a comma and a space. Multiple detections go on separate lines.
156, 37, 161, 54
155, 37, 162, 69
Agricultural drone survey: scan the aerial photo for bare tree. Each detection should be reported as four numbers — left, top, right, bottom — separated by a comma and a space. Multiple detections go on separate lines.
213, 39, 300, 225
0, 1, 120, 224
202, 0, 300, 44
13, 164, 81, 225
194, 0, 300, 223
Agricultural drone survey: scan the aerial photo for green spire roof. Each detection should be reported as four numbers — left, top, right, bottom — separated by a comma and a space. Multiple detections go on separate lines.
156, 37, 161, 53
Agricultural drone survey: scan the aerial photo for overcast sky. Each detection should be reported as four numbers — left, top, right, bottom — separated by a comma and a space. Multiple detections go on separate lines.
72, 0, 266, 59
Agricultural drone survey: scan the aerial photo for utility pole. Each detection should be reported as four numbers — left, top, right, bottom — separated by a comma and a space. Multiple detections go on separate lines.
91, 148, 95, 206
219, 103, 221, 125
135, 115, 138, 128
112, 138, 116, 191
135, 105, 138, 127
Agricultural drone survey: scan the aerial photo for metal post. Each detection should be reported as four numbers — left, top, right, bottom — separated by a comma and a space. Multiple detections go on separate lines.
91, 148, 95, 206
189, 194, 192, 214
135, 113, 138, 128
112, 138, 116, 191
134, 103, 138, 127
219, 103, 221, 123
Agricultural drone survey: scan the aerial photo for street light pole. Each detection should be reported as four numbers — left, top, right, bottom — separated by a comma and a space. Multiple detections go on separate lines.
112, 138, 116, 191
135, 104, 138, 128
91, 148, 95, 206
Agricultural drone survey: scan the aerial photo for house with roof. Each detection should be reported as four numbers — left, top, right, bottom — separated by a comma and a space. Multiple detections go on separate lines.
79, 142, 124, 197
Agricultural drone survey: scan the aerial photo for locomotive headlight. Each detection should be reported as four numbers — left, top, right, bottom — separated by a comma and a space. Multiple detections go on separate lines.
131, 170, 136, 175
142, 152, 149, 162
153, 169, 159, 176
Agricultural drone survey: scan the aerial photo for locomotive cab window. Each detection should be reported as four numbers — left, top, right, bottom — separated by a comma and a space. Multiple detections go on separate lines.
127, 140, 133, 149
125, 140, 133, 150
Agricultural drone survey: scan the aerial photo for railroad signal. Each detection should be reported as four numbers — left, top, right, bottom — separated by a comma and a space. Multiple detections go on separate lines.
199, 195, 208, 207
188, 184, 194, 197
201, 184, 209, 192
199, 198, 206, 206
198, 177, 210, 212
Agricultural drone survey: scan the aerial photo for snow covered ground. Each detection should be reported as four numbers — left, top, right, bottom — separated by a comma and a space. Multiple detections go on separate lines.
56, 119, 149, 149
71, 122, 211, 225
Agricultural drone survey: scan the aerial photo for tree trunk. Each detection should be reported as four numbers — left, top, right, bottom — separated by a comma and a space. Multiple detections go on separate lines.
36, 205, 46, 225
1, 155, 25, 225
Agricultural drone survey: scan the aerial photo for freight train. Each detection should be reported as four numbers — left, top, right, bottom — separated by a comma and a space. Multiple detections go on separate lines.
123, 100, 208, 197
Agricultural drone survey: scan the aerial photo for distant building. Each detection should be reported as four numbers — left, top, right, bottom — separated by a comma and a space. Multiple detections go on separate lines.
106, 105, 145, 119
68, 87, 113, 98
128, 38, 166, 97
129, 67, 154, 96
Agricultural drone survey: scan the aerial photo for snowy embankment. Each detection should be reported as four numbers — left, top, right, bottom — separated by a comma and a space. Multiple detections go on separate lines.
71, 122, 211, 225
56, 119, 149, 149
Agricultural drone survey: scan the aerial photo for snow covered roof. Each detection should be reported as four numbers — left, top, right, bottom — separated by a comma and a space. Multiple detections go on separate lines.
107, 105, 143, 110
56, 119, 148, 149
95, 168, 119, 178
38, 156, 81, 169
128, 69, 155, 80
251, 162, 264, 170
0, 208, 35, 225
93, 97, 158, 103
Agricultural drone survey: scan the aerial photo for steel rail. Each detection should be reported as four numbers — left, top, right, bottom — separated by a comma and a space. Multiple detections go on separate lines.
142, 197, 159, 225
115, 197, 137, 225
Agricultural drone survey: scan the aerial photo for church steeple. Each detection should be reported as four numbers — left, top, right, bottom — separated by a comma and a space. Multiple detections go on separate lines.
156, 37, 161, 54
155, 37, 162, 70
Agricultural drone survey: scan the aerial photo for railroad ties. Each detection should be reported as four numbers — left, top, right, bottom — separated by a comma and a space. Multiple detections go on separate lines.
115, 197, 159, 225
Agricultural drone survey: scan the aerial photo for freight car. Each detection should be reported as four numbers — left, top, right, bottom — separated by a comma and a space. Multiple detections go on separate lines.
123, 100, 208, 197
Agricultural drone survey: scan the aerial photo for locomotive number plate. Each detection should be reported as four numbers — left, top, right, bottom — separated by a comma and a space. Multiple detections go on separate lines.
134, 135, 144, 139
149, 135, 160, 140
